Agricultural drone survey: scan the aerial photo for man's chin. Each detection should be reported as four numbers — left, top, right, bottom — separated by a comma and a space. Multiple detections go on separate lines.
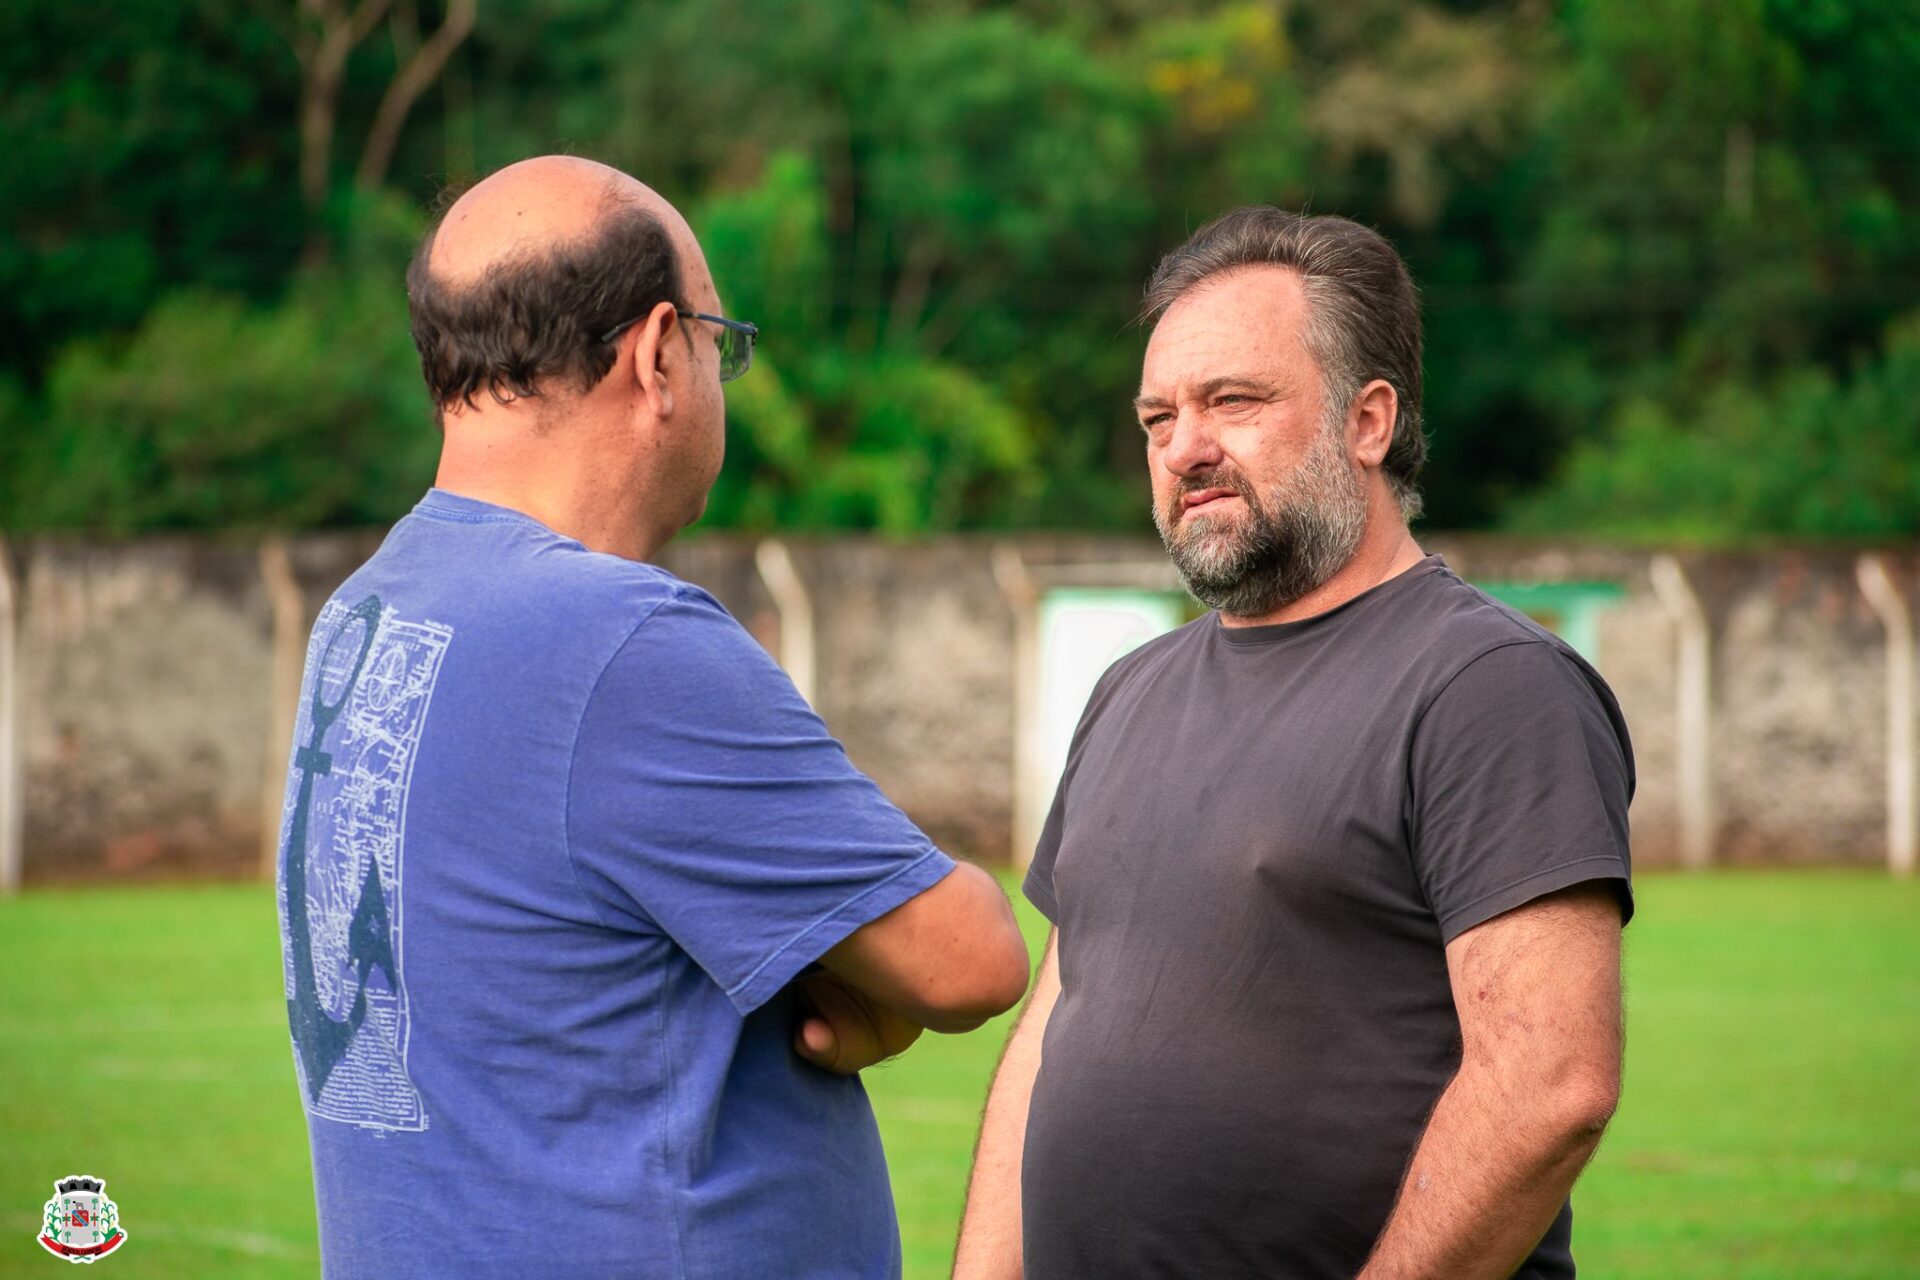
1169, 541, 1255, 589
1171, 519, 1247, 563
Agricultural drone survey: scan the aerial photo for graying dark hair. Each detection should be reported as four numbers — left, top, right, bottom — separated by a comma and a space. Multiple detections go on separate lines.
406, 195, 685, 417
1143, 208, 1427, 521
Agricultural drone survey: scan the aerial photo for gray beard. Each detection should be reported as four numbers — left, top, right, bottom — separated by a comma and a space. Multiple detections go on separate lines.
1153, 420, 1369, 619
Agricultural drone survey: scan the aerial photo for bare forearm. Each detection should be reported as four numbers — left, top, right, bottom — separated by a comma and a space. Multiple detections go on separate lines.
954, 934, 1058, 1280
818, 862, 1031, 1033
1357, 1065, 1613, 1280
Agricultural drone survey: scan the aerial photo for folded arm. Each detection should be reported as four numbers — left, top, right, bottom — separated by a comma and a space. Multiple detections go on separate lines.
794, 863, 1032, 1073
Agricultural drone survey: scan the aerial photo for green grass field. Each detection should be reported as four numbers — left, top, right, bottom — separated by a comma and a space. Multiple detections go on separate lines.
2, 872, 1915, 1278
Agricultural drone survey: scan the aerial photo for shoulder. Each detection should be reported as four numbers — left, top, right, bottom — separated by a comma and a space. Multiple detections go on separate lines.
499, 539, 752, 662
547, 545, 702, 618
1394, 567, 1613, 707
380, 500, 711, 632
587, 569, 790, 710
1408, 566, 1565, 656
470, 537, 762, 702
1405, 578, 1634, 785
1081, 613, 1210, 715
1110, 612, 1210, 681
570, 566, 824, 798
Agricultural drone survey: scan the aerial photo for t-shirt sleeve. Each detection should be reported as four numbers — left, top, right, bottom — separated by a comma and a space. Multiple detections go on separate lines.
566, 588, 956, 1014
1409, 640, 1635, 943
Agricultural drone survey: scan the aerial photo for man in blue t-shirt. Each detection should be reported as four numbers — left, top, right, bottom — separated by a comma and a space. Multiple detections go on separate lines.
274, 155, 1031, 1279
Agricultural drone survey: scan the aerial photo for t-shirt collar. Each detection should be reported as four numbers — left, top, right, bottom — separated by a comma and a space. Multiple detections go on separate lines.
413, 488, 558, 534
1213, 554, 1450, 646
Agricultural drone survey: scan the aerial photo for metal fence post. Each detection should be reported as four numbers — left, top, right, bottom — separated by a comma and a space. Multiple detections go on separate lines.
754, 540, 817, 710
1650, 554, 1715, 869
1857, 555, 1917, 876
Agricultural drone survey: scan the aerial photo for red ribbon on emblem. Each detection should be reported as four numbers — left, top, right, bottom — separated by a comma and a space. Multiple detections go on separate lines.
39, 1230, 126, 1259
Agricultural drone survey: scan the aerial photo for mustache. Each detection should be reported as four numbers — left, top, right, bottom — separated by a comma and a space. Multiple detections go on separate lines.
1168, 465, 1257, 514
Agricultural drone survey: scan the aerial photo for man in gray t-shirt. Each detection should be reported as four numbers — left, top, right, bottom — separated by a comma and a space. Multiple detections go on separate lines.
956, 209, 1633, 1280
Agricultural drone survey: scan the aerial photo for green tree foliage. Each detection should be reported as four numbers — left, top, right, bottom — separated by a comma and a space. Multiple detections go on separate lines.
1505, 0, 1920, 536
5, 208, 434, 533
2, 0, 1914, 538
0, 0, 303, 379
699, 153, 1040, 532
1509, 313, 1920, 541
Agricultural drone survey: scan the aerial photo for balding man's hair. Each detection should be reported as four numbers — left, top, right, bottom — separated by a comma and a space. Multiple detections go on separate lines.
1143, 208, 1427, 521
406, 198, 686, 415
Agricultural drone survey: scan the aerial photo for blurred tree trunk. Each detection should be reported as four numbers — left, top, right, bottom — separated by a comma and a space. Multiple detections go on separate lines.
289, 0, 476, 263
356, 0, 477, 193
293, 0, 395, 260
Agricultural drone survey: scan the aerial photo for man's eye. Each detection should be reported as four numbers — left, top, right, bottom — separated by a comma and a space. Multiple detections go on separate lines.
1139, 414, 1171, 431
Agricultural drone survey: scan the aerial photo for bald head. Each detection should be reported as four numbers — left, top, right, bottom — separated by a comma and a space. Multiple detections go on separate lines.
427, 156, 699, 289
405, 156, 713, 415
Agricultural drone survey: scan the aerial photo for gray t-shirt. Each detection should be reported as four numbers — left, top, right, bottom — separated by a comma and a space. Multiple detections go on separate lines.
1021, 556, 1634, 1279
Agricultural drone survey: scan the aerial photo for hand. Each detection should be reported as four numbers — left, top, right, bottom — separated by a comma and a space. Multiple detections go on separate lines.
791, 969, 925, 1074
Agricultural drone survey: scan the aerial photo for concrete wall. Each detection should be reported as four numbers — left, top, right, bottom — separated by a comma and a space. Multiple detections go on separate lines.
12, 540, 274, 879
3, 531, 1914, 884
1425, 540, 1915, 867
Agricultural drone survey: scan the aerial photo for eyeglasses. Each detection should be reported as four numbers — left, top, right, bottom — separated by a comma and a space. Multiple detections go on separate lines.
601, 309, 758, 383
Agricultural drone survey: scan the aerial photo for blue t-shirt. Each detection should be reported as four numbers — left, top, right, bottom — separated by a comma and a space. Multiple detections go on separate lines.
275, 489, 955, 1278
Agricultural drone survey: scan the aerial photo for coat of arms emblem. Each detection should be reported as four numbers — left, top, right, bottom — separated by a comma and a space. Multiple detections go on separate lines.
38, 1176, 126, 1263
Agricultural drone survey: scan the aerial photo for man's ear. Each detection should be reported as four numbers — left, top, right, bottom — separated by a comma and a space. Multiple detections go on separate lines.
1350, 378, 1399, 469
625, 300, 682, 421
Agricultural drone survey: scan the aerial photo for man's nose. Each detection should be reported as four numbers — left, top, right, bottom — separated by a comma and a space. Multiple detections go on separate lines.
1161, 407, 1223, 477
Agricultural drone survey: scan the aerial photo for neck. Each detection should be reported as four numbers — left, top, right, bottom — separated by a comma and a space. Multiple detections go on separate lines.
434, 406, 674, 561
1218, 514, 1426, 629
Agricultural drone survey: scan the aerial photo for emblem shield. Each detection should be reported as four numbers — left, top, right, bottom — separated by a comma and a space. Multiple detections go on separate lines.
38, 1176, 126, 1263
